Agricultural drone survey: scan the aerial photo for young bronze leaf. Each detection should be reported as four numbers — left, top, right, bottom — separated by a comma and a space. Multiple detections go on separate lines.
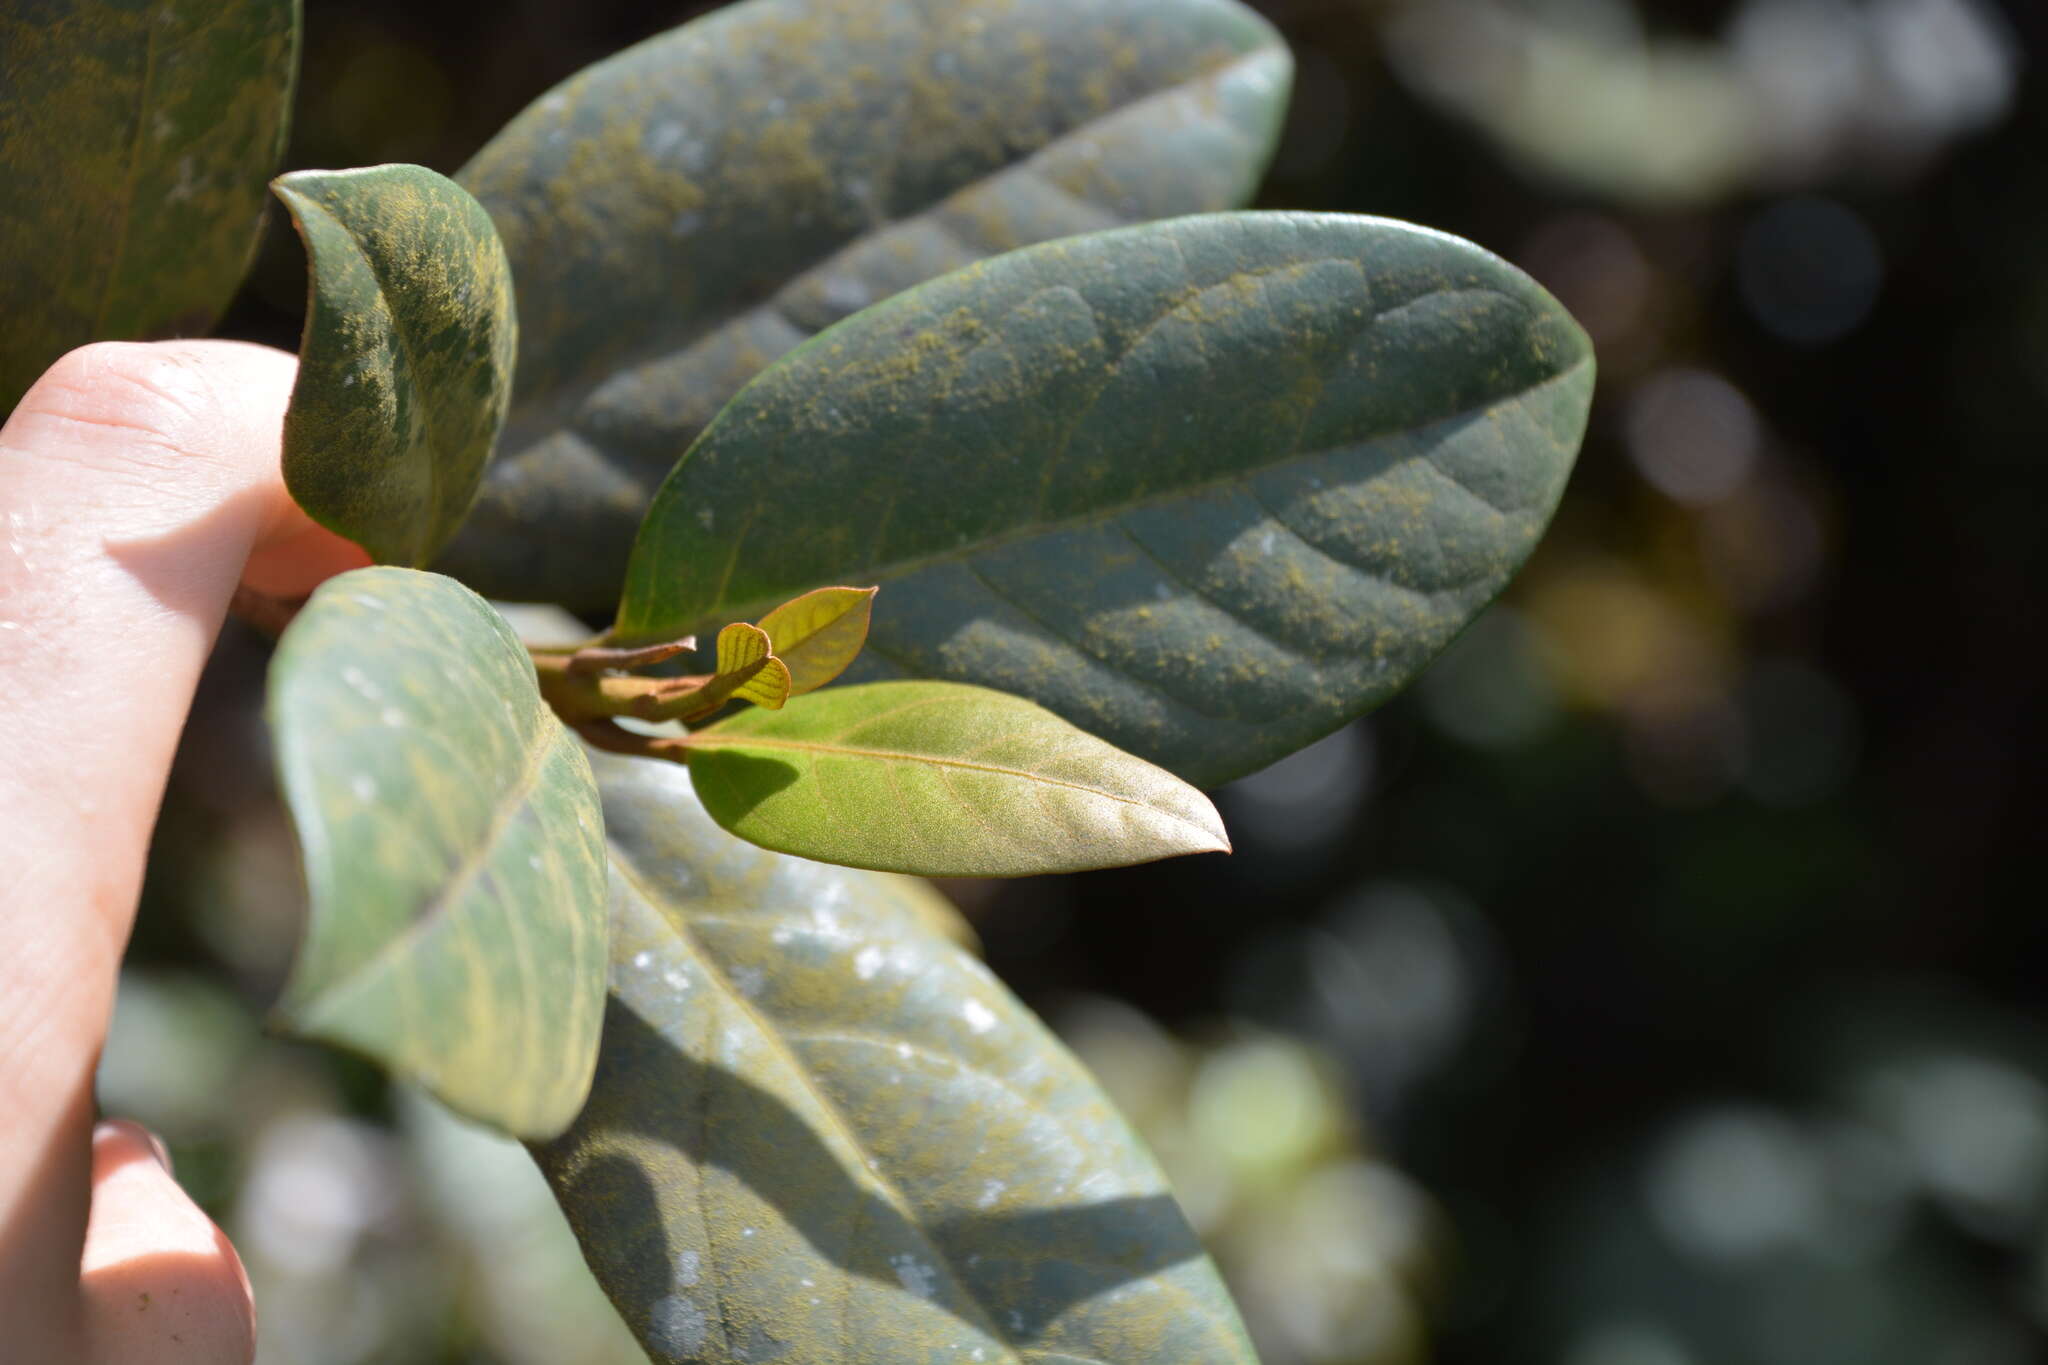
268, 567, 607, 1139
435, 0, 1293, 610
681, 681, 1228, 877
275, 164, 517, 566
0, 0, 299, 412
757, 585, 877, 694
617, 211, 1596, 787
535, 750, 1258, 1364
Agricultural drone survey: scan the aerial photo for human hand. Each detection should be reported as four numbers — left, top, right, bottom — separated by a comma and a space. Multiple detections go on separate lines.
1, 342, 372, 1362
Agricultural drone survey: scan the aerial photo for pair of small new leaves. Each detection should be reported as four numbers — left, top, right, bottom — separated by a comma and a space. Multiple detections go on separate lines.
520, 578, 1234, 880
535, 584, 877, 729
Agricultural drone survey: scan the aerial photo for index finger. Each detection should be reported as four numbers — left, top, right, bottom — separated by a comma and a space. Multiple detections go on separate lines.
0, 339, 368, 1315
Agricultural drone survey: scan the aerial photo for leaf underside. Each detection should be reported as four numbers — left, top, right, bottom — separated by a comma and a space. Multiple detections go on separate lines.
268, 567, 607, 1138
537, 750, 1257, 1364
0, 0, 300, 412
687, 681, 1230, 877
435, 0, 1292, 609
275, 164, 518, 567
617, 211, 1596, 788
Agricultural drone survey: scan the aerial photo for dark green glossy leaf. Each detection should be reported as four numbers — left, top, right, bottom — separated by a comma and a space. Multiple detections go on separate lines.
269, 567, 607, 1138
275, 165, 517, 566
615, 210, 1597, 787
0, 0, 299, 412
537, 749, 1256, 1363
683, 680, 1228, 877
436, 0, 1292, 609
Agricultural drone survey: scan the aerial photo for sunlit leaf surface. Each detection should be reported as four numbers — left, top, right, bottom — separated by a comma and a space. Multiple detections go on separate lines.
436, 0, 1292, 609
275, 164, 517, 566
269, 567, 607, 1138
537, 750, 1257, 1363
619, 211, 1595, 786
685, 680, 1229, 877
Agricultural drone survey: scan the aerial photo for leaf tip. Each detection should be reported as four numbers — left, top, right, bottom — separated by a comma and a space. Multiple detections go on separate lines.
1190, 805, 1232, 857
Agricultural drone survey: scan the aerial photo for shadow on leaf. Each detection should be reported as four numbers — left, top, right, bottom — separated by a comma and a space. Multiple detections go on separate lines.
534, 998, 1208, 1351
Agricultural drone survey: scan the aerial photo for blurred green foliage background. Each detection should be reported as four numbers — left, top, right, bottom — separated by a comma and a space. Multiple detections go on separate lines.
114, 1, 2048, 1361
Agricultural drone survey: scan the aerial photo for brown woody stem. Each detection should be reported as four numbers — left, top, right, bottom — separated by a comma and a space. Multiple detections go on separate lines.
573, 719, 696, 764
562, 636, 696, 675
532, 650, 718, 726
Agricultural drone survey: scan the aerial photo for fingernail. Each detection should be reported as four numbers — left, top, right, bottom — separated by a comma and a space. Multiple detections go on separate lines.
95, 1118, 175, 1176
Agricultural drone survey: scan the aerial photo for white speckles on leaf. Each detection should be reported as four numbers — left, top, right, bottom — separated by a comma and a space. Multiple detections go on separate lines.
341, 665, 381, 700
890, 1254, 937, 1300
643, 121, 687, 160
730, 965, 766, 998
541, 733, 1270, 1361
962, 999, 997, 1034
273, 568, 608, 1139
633, 950, 654, 970
649, 1294, 709, 1355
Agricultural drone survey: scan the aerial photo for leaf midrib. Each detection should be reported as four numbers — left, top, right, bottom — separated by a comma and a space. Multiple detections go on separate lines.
687, 729, 1214, 835
300, 706, 559, 1014
668, 352, 1592, 637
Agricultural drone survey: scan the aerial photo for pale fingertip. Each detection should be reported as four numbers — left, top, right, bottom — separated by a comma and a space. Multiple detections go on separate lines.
82, 1118, 256, 1364
93, 1118, 173, 1176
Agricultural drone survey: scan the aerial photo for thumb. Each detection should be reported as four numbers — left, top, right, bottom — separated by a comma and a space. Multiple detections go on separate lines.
79, 1121, 254, 1364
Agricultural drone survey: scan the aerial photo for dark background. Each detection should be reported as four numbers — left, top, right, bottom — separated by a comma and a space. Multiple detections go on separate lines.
122, 2, 2048, 1362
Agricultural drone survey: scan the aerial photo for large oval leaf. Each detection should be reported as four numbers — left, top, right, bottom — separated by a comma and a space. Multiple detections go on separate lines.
0, 0, 300, 412
274, 165, 518, 566
269, 567, 607, 1138
616, 211, 1596, 787
435, 0, 1292, 609
685, 680, 1229, 877
538, 750, 1256, 1363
